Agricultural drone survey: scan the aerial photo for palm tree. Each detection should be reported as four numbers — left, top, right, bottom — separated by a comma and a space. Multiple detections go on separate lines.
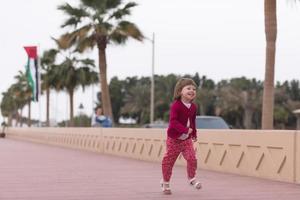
196, 75, 216, 116
1, 90, 16, 126
215, 78, 262, 129
13, 71, 32, 126
1, 71, 32, 127
40, 49, 58, 126
121, 82, 150, 124
262, 0, 300, 129
57, 0, 143, 121
262, 0, 277, 129
155, 74, 178, 120
56, 57, 98, 126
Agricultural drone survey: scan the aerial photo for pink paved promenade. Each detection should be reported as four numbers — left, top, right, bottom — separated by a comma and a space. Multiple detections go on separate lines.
0, 139, 300, 200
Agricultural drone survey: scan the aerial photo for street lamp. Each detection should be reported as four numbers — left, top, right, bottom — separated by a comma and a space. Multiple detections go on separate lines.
79, 103, 84, 115
78, 103, 84, 127
146, 33, 155, 124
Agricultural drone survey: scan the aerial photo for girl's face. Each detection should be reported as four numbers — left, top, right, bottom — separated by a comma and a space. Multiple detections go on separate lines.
180, 84, 196, 102
96, 108, 103, 115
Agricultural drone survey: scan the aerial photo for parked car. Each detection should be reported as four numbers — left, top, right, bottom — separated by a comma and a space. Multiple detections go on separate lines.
143, 116, 230, 129
143, 122, 168, 128
195, 116, 231, 129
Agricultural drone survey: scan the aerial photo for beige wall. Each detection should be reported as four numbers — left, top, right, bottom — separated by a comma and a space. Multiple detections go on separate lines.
5, 127, 299, 184
196, 130, 296, 182
296, 131, 300, 184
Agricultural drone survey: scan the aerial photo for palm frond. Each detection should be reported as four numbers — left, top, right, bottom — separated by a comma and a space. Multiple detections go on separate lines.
105, 0, 122, 10
52, 33, 76, 50
110, 21, 143, 43
76, 35, 96, 52
41, 49, 58, 67
78, 58, 95, 67
77, 24, 93, 38
61, 17, 81, 28
54, 25, 92, 50
119, 21, 143, 40
111, 2, 137, 19
81, 0, 106, 8
103, 22, 113, 31
58, 3, 89, 19
124, 2, 137, 9
109, 30, 128, 44
95, 23, 110, 35
58, 3, 89, 28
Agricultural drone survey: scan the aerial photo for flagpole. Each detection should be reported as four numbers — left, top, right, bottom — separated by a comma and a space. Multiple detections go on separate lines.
24, 45, 40, 127
92, 83, 95, 116
38, 44, 42, 127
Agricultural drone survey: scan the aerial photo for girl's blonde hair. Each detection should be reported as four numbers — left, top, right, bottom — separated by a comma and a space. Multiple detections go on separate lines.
173, 78, 197, 100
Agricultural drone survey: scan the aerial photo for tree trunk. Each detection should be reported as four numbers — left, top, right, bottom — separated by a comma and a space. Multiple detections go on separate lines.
28, 100, 31, 127
200, 104, 205, 115
244, 108, 254, 129
46, 87, 50, 126
8, 113, 13, 127
215, 107, 222, 116
97, 44, 114, 123
69, 89, 74, 127
15, 109, 20, 127
262, 0, 277, 129
20, 108, 23, 127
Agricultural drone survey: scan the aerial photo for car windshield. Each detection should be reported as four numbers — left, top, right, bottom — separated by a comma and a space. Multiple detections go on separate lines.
196, 117, 229, 129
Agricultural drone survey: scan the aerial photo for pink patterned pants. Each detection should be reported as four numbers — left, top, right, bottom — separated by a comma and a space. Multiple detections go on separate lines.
162, 137, 197, 182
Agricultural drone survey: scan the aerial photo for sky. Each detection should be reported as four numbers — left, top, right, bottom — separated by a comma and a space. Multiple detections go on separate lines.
0, 0, 300, 123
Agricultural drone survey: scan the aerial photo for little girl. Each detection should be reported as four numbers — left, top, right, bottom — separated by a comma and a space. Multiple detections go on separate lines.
161, 78, 201, 195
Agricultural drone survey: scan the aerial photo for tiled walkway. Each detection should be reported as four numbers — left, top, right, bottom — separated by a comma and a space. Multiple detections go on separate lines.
0, 139, 299, 200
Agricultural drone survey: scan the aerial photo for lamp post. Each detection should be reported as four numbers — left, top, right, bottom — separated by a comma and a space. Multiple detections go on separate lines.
151, 33, 155, 124
146, 33, 155, 124
78, 103, 84, 127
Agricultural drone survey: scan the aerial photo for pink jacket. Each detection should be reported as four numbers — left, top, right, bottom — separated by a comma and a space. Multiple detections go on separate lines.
167, 99, 197, 140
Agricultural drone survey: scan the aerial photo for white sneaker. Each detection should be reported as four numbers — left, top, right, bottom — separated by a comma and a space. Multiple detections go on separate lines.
160, 179, 172, 195
189, 177, 202, 190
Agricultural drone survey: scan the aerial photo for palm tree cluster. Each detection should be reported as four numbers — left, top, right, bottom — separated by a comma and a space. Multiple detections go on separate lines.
109, 73, 300, 129
1, 48, 99, 127
0, 0, 298, 129
1, 0, 143, 127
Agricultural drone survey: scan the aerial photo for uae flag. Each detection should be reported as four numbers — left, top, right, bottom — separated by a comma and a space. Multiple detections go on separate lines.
24, 46, 39, 101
